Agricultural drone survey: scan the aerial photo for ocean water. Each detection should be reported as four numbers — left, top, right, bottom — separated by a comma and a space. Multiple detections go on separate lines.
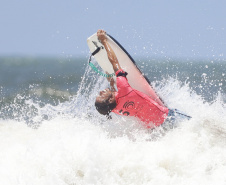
0, 56, 226, 185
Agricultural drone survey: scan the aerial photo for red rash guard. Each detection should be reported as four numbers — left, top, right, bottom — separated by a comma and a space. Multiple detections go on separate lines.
112, 69, 169, 128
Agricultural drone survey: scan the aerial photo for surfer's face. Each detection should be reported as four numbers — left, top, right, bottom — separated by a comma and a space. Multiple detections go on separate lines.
96, 88, 115, 104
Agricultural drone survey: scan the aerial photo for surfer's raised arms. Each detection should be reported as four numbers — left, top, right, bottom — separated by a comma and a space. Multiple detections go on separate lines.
97, 29, 121, 72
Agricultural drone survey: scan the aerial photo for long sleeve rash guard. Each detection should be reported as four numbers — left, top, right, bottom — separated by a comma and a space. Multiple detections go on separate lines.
112, 69, 169, 128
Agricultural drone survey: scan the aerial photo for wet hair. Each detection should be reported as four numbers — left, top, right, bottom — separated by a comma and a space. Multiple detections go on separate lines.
95, 97, 116, 118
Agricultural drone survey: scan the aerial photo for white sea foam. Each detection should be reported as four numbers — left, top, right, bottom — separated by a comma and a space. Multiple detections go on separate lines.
0, 66, 226, 185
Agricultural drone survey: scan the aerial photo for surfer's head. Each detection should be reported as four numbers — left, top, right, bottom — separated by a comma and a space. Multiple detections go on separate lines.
95, 88, 116, 116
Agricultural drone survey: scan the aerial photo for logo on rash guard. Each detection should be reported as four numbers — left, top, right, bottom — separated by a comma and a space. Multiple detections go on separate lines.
119, 101, 135, 116
123, 101, 135, 110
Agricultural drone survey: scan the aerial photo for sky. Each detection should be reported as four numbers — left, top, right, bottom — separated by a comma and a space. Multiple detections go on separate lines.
0, 0, 226, 59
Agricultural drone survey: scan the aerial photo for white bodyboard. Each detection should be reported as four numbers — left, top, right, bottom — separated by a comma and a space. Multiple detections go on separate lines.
87, 33, 165, 107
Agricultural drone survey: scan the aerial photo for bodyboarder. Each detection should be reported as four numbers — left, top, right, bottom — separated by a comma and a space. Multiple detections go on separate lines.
94, 29, 191, 128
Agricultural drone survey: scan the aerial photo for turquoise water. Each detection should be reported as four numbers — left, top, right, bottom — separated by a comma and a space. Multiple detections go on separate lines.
0, 56, 226, 185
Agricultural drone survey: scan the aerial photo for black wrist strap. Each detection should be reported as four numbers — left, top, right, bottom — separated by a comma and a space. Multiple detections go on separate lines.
88, 41, 103, 63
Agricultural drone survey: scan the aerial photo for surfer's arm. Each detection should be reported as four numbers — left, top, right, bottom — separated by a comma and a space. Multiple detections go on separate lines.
103, 40, 121, 72
110, 78, 116, 92
97, 29, 122, 72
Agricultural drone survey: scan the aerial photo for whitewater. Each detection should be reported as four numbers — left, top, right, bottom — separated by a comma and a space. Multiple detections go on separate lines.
0, 60, 226, 185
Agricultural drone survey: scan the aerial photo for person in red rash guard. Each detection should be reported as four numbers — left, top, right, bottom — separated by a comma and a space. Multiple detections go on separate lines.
111, 69, 168, 128
95, 29, 191, 128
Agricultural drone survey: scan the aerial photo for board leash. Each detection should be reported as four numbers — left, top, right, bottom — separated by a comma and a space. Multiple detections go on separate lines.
88, 62, 115, 77
88, 41, 115, 78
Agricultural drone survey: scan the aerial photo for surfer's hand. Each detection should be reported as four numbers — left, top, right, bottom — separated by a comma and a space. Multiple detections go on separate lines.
97, 29, 107, 44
